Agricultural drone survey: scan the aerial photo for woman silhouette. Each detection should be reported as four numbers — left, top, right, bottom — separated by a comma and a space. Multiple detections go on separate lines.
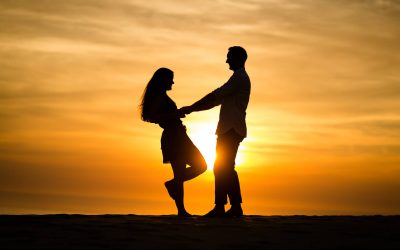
140, 68, 207, 216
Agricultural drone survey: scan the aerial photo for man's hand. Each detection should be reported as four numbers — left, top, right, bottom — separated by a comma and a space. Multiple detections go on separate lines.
176, 112, 186, 119
179, 106, 193, 115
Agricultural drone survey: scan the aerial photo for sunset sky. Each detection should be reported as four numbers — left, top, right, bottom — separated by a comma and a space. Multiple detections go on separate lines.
1, 0, 399, 215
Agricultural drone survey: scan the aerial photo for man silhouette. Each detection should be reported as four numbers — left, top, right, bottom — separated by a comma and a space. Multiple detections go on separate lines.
180, 46, 251, 217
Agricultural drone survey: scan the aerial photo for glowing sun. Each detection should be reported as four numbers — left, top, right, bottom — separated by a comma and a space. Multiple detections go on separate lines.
188, 121, 244, 170
193, 136, 217, 170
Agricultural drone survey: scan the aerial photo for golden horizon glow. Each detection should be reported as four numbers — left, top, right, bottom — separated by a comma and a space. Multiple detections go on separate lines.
187, 121, 246, 170
186, 121, 217, 170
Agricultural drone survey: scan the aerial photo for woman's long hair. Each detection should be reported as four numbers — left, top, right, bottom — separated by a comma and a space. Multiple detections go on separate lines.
140, 67, 173, 122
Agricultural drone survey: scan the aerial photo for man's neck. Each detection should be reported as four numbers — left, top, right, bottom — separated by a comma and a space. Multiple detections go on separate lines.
233, 66, 245, 72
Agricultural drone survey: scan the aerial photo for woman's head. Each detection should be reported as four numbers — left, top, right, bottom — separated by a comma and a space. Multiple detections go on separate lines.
151, 67, 174, 91
140, 67, 174, 122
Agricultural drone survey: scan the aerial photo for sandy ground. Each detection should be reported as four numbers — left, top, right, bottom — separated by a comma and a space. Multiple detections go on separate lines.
1, 215, 399, 249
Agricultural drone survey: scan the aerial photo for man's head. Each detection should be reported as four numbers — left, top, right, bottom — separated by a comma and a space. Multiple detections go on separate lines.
226, 46, 247, 71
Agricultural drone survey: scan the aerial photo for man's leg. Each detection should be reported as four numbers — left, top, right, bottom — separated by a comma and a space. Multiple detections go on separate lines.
214, 131, 237, 205
205, 129, 242, 217
225, 131, 243, 205
217, 129, 243, 217
165, 159, 191, 216
204, 131, 231, 216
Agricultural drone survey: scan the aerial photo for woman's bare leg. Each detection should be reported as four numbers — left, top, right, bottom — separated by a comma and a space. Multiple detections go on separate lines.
168, 160, 191, 216
182, 148, 207, 181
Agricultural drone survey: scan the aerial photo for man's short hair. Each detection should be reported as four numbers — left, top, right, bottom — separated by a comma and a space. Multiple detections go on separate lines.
229, 46, 247, 64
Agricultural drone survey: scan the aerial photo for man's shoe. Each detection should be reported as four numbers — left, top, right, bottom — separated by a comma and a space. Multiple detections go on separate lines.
203, 206, 225, 217
225, 206, 243, 217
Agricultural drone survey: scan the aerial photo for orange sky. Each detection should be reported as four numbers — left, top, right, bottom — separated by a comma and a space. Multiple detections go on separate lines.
0, 0, 400, 215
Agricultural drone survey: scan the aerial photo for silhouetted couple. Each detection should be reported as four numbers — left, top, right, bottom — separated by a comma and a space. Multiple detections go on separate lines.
140, 46, 251, 217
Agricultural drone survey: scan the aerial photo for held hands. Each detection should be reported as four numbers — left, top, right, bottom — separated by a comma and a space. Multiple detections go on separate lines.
178, 106, 193, 117
176, 112, 186, 119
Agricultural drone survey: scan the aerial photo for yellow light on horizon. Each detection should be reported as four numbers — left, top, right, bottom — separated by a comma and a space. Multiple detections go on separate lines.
188, 121, 245, 170
189, 124, 217, 170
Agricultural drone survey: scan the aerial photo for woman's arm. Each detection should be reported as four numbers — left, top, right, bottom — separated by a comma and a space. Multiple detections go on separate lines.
147, 97, 184, 124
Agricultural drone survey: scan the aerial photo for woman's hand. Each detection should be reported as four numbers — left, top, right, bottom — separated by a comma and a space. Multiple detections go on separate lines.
178, 106, 193, 115
176, 110, 186, 118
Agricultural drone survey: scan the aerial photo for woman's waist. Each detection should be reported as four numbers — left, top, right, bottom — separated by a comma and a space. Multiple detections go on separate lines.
159, 120, 185, 130
161, 124, 187, 139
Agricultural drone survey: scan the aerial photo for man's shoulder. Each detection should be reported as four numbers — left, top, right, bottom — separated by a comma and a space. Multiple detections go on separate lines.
234, 68, 248, 76
234, 68, 250, 83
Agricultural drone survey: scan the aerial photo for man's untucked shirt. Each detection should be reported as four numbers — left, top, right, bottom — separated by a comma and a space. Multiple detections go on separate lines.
212, 68, 251, 138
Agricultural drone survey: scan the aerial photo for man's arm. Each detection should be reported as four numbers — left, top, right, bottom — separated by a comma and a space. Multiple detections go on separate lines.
180, 92, 218, 114
180, 73, 239, 115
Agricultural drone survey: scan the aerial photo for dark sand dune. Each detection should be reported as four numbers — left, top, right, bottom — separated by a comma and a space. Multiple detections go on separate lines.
1, 215, 399, 249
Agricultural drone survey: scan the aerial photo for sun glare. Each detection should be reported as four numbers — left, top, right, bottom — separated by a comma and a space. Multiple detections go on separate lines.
187, 121, 245, 170
189, 124, 217, 170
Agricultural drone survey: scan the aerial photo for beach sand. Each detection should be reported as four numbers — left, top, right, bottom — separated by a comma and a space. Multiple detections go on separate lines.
1, 215, 399, 249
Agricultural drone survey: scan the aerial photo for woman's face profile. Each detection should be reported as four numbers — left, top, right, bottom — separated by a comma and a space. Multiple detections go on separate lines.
164, 73, 174, 91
